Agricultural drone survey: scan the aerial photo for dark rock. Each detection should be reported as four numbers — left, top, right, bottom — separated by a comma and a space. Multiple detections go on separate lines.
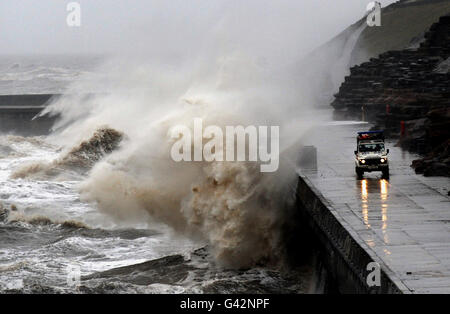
411, 139, 450, 175
423, 162, 450, 177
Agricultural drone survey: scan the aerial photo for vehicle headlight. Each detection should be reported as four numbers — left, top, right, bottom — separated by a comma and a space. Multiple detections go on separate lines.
380, 158, 385, 163
360, 159, 366, 164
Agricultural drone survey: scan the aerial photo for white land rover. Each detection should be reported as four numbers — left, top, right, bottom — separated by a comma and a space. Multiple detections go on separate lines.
354, 131, 389, 179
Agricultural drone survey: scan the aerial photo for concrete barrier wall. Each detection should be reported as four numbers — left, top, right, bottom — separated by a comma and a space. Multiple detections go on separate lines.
0, 94, 60, 107
0, 94, 60, 135
296, 174, 406, 294
0, 109, 57, 135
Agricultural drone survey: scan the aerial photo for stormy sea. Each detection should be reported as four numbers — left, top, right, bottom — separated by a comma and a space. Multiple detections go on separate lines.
0, 55, 319, 294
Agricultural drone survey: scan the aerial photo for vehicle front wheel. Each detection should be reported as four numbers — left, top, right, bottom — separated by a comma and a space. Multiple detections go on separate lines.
382, 168, 389, 179
356, 167, 364, 179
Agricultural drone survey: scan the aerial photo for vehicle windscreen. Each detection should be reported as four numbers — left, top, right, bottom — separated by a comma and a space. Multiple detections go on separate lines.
359, 143, 384, 152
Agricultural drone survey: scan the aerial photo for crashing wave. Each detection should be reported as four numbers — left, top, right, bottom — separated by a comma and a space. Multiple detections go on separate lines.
10, 127, 123, 180
2, 206, 88, 228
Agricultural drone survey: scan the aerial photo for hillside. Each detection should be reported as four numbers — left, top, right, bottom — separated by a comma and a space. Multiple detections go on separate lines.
298, 0, 450, 106
352, 0, 450, 65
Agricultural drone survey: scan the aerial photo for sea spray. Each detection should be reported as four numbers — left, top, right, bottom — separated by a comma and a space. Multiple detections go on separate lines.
32, 8, 330, 267
70, 99, 303, 268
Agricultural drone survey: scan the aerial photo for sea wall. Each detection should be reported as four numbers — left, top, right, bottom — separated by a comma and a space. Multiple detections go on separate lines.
295, 174, 405, 294
0, 94, 60, 135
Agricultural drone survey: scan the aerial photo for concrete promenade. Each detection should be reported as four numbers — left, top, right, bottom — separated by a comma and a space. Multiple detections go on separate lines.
298, 122, 450, 293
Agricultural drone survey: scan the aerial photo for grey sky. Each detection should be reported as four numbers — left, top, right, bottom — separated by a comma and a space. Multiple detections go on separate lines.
0, 0, 397, 58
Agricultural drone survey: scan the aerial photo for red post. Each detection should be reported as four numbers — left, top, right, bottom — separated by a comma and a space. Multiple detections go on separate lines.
386, 104, 390, 114
400, 120, 405, 136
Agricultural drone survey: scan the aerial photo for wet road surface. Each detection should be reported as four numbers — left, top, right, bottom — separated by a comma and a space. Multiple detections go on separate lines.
299, 122, 450, 293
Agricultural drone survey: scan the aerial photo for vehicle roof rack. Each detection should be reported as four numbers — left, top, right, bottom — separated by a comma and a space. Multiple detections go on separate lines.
357, 130, 384, 135
357, 130, 385, 143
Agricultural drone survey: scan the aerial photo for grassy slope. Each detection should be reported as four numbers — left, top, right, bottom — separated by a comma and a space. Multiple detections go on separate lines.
352, 0, 450, 65
294, 0, 450, 107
